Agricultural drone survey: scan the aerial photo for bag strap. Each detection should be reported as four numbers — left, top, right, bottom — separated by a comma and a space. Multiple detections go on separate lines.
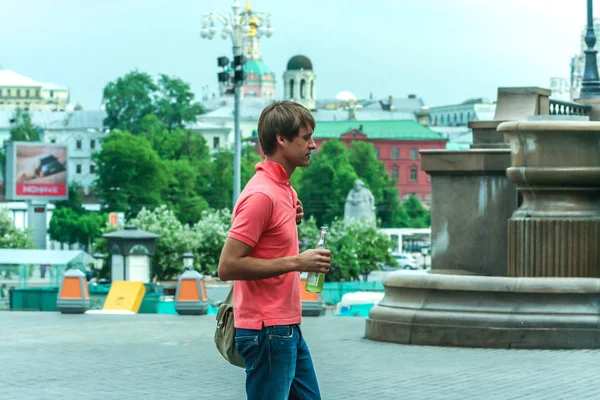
224, 283, 234, 305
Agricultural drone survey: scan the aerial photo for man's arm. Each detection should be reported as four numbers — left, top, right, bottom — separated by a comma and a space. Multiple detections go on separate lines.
218, 237, 331, 281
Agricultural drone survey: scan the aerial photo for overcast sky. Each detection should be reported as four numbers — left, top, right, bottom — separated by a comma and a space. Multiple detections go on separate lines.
0, 0, 592, 109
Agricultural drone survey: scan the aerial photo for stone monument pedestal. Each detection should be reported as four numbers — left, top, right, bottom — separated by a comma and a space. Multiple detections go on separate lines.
365, 97, 600, 349
365, 273, 600, 349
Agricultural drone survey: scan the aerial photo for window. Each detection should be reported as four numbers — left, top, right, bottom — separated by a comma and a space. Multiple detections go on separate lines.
391, 167, 399, 182
36, 89, 40, 97
76, 139, 82, 149
410, 169, 418, 182
50, 90, 54, 98
90, 165, 96, 174
76, 164, 82, 174
375, 147, 380, 159
50, 138, 56, 144
213, 137, 220, 150
26, 89, 30, 97
16, 89, 21, 97
90, 139, 96, 150
410, 148, 418, 160
390, 234, 399, 252
392, 147, 399, 160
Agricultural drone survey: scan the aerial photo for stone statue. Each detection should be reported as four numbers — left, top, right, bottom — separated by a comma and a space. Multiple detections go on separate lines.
344, 179, 376, 224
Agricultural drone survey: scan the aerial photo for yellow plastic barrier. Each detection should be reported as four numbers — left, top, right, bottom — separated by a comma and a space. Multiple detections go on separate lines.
102, 281, 146, 313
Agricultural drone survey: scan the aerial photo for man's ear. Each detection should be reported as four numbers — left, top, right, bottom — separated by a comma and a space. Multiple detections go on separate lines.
276, 134, 287, 146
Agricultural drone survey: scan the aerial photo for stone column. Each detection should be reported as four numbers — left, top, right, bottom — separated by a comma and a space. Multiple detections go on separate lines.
421, 149, 517, 276
468, 121, 507, 149
500, 121, 600, 277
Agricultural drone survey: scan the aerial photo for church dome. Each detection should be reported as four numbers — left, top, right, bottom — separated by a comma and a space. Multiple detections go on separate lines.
336, 90, 357, 102
287, 55, 313, 71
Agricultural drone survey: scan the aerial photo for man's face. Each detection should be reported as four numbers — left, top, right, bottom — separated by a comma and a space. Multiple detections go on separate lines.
283, 126, 316, 168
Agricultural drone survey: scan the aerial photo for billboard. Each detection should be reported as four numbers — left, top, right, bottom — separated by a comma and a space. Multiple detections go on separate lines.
6, 142, 68, 201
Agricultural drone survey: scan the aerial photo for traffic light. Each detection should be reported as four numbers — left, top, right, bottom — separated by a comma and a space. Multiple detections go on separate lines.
217, 56, 232, 87
217, 56, 229, 68
218, 71, 230, 83
233, 55, 247, 67
234, 69, 246, 83
232, 55, 247, 84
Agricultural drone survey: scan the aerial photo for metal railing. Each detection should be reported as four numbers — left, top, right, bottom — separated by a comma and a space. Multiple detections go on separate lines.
549, 99, 592, 116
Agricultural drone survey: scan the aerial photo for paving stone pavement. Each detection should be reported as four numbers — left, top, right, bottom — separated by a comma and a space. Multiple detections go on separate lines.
1, 312, 600, 400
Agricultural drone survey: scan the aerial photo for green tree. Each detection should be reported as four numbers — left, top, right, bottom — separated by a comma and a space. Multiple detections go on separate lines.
191, 208, 232, 276
324, 218, 397, 282
155, 74, 205, 130
102, 70, 157, 134
54, 182, 86, 214
126, 205, 231, 279
203, 146, 262, 210
382, 185, 410, 227
93, 130, 167, 218
48, 207, 80, 245
10, 109, 42, 142
298, 139, 358, 226
102, 71, 204, 134
49, 183, 106, 251
162, 159, 209, 225
0, 109, 43, 186
0, 208, 31, 248
403, 195, 430, 228
298, 216, 321, 252
139, 113, 213, 224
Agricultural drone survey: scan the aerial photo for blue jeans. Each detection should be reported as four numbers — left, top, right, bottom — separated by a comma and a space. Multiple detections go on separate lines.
235, 324, 321, 400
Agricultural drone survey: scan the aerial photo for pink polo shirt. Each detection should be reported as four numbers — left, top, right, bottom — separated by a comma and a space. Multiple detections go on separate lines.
228, 161, 302, 330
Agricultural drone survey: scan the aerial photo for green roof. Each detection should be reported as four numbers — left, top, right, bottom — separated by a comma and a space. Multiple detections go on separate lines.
314, 120, 446, 141
244, 60, 274, 76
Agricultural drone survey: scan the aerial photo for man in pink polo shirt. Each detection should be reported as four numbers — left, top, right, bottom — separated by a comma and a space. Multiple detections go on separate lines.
218, 101, 331, 400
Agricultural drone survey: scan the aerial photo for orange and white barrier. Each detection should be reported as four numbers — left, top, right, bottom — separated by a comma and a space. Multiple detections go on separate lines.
57, 269, 90, 314
301, 278, 324, 317
175, 270, 208, 315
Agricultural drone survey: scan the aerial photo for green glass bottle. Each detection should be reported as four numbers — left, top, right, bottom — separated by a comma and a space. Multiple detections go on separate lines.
305, 226, 328, 293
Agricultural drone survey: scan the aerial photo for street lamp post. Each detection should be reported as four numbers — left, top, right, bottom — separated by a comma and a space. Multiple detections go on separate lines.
200, 1, 274, 207
92, 252, 106, 272
580, 0, 600, 98
182, 252, 195, 271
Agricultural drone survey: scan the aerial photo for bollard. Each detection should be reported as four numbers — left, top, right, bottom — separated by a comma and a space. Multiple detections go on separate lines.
57, 269, 90, 314
174, 269, 208, 315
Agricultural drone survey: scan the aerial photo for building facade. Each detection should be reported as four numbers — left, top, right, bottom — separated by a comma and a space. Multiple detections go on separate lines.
251, 120, 446, 203
42, 111, 108, 196
429, 98, 496, 127
0, 110, 228, 197
0, 70, 70, 111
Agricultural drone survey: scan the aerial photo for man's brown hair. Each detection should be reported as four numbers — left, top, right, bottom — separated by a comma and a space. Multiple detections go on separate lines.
257, 101, 316, 155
